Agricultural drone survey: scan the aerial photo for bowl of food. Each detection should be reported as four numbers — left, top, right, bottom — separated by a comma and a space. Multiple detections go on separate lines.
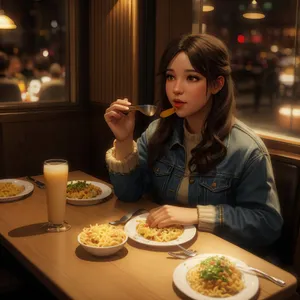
78, 223, 128, 256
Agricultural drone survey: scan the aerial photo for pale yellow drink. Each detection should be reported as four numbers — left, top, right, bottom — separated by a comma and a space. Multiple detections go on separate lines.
44, 162, 68, 225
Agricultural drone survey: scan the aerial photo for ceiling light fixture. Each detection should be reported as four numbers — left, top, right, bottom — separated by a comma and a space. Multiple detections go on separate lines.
0, 0, 16, 29
203, 0, 214, 12
243, 0, 265, 20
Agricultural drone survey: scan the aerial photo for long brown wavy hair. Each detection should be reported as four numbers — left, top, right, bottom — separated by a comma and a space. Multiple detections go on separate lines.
148, 33, 235, 174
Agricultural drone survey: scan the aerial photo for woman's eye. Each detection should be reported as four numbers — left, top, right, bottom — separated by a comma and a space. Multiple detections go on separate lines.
187, 75, 200, 82
166, 74, 175, 81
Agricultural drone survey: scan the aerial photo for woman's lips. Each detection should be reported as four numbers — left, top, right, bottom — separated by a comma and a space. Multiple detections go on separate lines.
173, 101, 185, 108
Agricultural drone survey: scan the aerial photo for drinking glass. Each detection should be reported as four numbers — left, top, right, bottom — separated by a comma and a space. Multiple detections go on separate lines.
43, 159, 71, 232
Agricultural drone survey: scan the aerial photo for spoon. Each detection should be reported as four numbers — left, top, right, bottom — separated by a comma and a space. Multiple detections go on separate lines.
128, 105, 157, 117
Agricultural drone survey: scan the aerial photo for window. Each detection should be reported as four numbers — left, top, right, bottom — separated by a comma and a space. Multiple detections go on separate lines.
0, 0, 68, 104
193, 0, 300, 144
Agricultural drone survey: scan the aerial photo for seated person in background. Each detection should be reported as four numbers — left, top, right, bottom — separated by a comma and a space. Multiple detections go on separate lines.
104, 33, 283, 251
0, 52, 22, 102
39, 63, 65, 102
21, 55, 34, 82
49, 63, 63, 80
7, 56, 27, 96
27, 54, 51, 101
7, 56, 26, 83
33, 54, 51, 82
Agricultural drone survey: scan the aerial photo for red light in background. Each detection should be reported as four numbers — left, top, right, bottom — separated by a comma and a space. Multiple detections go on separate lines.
237, 34, 245, 44
251, 35, 262, 44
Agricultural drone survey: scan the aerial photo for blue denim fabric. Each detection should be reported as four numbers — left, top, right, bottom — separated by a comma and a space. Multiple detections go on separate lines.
108, 118, 283, 248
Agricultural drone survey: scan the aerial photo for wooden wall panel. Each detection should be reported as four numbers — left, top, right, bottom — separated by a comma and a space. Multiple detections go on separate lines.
90, 106, 114, 181
154, 0, 193, 102
155, 0, 192, 72
0, 124, 4, 178
294, 228, 300, 276
89, 0, 193, 179
90, 0, 138, 105
89, 0, 140, 180
0, 112, 90, 178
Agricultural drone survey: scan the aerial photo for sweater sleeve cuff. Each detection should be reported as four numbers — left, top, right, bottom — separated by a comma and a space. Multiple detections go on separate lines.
105, 140, 138, 174
197, 205, 217, 232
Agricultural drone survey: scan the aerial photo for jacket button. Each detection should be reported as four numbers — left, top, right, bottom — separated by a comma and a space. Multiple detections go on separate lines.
189, 178, 195, 184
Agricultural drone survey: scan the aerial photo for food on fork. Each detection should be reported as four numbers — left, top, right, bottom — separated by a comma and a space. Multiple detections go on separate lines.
79, 223, 126, 247
0, 182, 25, 197
160, 107, 175, 118
186, 256, 245, 297
136, 220, 184, 242
66, 181, 102, 199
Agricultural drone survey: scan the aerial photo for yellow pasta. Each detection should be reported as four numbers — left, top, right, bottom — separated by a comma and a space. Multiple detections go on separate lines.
0, 182, 25, 197
79, 223, 126, 247
136, 220, 184, 242
67, 181, 102, 199
187, 256, 245, 298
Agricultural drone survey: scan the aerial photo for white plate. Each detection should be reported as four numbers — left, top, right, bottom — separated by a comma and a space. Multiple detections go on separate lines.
0, 179, 34, 203
124, 213, 197, 246
173, 253, 259, 300
66, 180, 112, 206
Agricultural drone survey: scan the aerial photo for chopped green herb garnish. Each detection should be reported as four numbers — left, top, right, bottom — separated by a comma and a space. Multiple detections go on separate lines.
67, 181, 90, 191
199, 256, 232, 282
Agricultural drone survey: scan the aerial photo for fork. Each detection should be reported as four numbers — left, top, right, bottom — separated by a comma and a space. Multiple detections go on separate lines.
236, 265, 286, 287
128, 105, 157, 117
168, 252, 190, 259
109, 208, 148, 225
168, 246, 197, 259
176, 244, 197, 257
26, 176, 45, 189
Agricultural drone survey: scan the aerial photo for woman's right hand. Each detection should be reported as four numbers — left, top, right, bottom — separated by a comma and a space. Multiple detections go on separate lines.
104, 98, 135, 142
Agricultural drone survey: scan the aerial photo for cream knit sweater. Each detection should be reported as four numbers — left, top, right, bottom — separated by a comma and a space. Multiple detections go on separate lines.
106, 123, 216, 232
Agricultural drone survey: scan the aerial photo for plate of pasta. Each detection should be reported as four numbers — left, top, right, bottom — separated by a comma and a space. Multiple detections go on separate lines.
66, 180, 112, 206
173, 254, 259, 300
124, 213, 197, 246
0, 179, 34, 202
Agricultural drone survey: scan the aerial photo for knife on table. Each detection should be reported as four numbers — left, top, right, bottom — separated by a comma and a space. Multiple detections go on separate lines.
26, 176, 46, 189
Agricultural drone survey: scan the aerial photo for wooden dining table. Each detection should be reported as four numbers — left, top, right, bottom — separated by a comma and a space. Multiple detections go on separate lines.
0, 171, 297, 300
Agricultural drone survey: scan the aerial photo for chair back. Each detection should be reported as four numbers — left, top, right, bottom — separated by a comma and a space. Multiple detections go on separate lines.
39, 82, 65, 102
0, 80, 21, 102
272, 159, 300, 265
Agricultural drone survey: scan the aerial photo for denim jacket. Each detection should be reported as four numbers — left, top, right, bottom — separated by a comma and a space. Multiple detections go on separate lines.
108, 118, 283, 248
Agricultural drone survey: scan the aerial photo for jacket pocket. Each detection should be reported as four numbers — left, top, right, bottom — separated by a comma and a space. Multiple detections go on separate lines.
152, 160, 173, 193
199, 176, 232, 205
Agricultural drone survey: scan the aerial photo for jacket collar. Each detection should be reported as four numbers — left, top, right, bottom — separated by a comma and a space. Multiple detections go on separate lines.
168, 117, 231, 149
169, 117, 184, 149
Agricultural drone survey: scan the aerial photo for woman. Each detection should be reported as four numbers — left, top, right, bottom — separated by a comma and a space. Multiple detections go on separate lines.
104, 33, 282, 249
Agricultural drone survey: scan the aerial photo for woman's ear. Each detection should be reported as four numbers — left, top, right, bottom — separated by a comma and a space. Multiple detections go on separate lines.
211, 76, 225, 94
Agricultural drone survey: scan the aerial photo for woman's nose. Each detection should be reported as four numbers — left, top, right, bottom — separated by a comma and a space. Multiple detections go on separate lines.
173, 81, 183, 95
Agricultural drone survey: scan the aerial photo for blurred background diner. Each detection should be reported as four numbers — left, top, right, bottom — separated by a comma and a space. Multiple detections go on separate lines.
192, 0, 300, 139
0, 51, 21, 102
0, 0, 66, 103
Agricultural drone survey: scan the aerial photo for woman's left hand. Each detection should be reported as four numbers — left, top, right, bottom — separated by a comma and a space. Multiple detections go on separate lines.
146, 205, 198, 228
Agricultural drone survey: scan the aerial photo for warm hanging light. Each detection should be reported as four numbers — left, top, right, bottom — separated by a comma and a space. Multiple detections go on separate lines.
0, 0, 16, 30
243, 0, 265, 19
203, 0, 214, 12
0, 10, 16, 29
